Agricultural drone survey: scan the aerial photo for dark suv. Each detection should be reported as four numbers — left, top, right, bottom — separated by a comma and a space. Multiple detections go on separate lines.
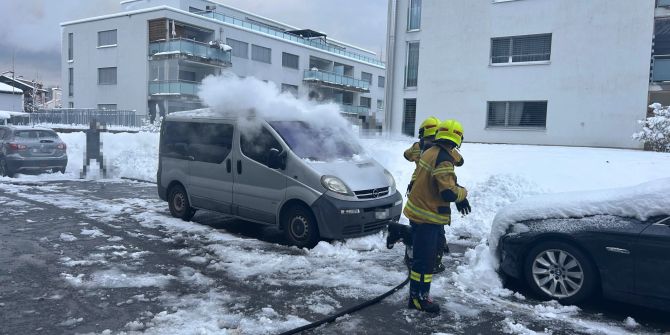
0, 126, 68, 177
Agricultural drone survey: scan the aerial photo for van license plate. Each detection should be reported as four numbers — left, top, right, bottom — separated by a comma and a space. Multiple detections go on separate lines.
375, 209, 389, 220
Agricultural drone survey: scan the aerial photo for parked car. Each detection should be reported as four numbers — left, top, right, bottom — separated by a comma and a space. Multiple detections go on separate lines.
496, 181, 670, 311
0, 126, 68, 177
157, 110, 403, 248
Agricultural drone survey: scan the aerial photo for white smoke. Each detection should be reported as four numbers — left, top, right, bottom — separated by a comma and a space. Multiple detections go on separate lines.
197, 74, 363, 161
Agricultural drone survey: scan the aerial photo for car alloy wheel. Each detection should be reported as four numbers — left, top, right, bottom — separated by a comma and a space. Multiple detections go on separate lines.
532, 249, 584, 299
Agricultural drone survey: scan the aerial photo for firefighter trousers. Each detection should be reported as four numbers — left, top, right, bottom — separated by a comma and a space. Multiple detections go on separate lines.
409, 222, 442, 299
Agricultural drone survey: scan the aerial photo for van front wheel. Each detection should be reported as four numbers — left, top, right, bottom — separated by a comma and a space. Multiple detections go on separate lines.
282, 206, 320, 249
168, 184, 196, 221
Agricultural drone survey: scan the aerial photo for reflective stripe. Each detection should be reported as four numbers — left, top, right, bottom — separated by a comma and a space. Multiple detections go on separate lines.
456, 188, 466, 202
413, 298, 422, 310
405, 200, 451, 224
418, 160, 433, 172
410, 271, 421, 282
423, 274, 433, 283
432, 166, 454, 176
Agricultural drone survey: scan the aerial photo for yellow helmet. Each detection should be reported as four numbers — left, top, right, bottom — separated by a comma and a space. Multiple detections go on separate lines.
435, 119, 464, 147
419, 116, 440, 138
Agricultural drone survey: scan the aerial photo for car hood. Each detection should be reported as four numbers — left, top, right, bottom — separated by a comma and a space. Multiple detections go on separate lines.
305, 158, 390, 192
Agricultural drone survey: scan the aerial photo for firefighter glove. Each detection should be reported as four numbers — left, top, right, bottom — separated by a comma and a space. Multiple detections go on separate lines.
456, 199, 471, 215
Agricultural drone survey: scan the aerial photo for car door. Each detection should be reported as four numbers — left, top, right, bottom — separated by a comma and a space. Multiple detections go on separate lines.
634, 216, 670, 300
187, 122, 235, 214
233, 124, 287, 224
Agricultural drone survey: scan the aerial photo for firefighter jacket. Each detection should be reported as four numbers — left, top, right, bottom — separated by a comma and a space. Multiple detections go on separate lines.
403, 144, 467, 225
404, 142, 421, 163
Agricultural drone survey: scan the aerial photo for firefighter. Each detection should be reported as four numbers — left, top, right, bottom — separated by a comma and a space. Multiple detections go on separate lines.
404, 119, 471, 313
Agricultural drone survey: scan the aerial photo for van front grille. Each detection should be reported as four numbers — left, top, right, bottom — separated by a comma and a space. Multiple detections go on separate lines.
354, 187, 389, 199
342, 221, 389, 236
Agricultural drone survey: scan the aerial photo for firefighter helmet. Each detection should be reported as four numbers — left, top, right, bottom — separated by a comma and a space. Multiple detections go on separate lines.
419, 116, 440, 138
435, 119, 464, 147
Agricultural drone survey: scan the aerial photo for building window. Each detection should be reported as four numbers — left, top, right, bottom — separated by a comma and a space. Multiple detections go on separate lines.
377, 99, 384, 110
408, 0, 422, 31
68, 68, 74, 97
282, 52, 299, 69
179, 70, 196, 82
227, 38, 248, 59
360, 97, 372, 108
98, 67, 117, 85
406, 42, 420, 87
378, 76, 385, 88
491, 34, 552, 64
189, 6, 204, 13
68, 102, 74, 108
403, 99, 417, 136
98, 104, 117, 110
251, 45, 271, 64
487, 101, 548, 129
361, 72, 373, 84
281, 83, 299, 97
67, 33, 73, 61
98, 30, 117, 47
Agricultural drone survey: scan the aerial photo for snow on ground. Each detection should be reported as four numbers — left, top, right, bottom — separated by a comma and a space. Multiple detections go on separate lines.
3, 131, 670, 334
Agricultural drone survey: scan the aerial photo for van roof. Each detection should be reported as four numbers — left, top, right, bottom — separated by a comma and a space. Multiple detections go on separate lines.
3, 125, 55, 132
164, 109, 300, 122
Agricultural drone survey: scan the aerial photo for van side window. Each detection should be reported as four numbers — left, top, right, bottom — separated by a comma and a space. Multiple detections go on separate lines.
162, 121, 233, 163
241, 127, 281, 166
190, 123, 234, 164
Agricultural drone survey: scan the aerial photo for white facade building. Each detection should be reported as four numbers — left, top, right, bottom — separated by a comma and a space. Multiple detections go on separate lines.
0, 83, 24, 113
386, 0, 656, 149
61, 0, 386, 128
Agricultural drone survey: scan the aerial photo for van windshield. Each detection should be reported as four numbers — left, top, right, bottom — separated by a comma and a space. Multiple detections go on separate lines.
269, 121, 361, 161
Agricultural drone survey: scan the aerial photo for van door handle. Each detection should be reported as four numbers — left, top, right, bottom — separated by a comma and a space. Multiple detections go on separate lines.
237, 160, 242, 174
226, 159, 231, 173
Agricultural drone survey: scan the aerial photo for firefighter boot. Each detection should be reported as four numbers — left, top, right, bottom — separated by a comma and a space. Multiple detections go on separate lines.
408, 296, 441, 314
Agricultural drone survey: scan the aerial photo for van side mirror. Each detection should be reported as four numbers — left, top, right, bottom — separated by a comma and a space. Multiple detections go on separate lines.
268, 148, 286, 170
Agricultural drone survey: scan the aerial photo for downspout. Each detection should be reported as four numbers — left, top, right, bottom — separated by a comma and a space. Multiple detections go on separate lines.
384, 0, 398, 134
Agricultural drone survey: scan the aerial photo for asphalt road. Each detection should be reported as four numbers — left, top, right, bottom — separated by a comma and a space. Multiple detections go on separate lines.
1, 180, 668, 335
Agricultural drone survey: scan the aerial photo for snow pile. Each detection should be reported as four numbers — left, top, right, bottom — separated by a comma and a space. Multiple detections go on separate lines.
633, 103, 670, 152
489, 178, 670, 252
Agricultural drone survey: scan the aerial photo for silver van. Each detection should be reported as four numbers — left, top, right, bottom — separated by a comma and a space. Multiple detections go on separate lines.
157, 110, 403, 248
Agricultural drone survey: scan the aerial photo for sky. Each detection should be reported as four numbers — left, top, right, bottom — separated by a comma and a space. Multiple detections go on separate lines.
0, 0, 387, 87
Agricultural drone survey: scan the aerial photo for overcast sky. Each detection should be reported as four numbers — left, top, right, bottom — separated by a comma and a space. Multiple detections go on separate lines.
0, 0, 387, 87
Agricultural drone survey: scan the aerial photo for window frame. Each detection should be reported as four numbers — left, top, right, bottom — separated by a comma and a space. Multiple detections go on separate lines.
68, 68, 74, 97
67, 33, 74, 62
97, 29, 118, 48
403, 98, 417, 137
405, 41, 420, 88
251, 44, 272, 64
281, 52, 299, 69
281, 83, 299, 97
360, 96, 372, 109
97, 67, 118, 85
486, 100, 548, 130
240, 125, 283, 166
361, 72, 373, 84
378, 75, 385, 88
407, 0, 422, 31
490, 33, 552, 66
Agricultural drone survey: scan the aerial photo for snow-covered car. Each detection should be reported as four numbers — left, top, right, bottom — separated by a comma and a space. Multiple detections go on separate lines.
157, 110, 403, 248
0, 126, 68, 177
492, 179, 670, 310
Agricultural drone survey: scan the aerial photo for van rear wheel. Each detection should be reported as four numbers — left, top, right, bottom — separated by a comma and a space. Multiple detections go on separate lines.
282, 205, 320, 249
168, 184, 196, 221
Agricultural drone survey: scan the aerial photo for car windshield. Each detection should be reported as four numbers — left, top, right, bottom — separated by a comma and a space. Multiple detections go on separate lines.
14, 130, 58, 139
269, 121, 361, 161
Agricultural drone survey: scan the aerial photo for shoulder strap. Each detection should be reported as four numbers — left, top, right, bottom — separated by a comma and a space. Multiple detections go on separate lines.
435, 146, 454, 167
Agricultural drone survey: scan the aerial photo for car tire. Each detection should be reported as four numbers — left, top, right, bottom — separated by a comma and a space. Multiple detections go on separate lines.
0, 158, 14, 178
168, 184, 196, 221
524, 241, 598, 305
58, 167, 66, 174
282, 205, 320, 249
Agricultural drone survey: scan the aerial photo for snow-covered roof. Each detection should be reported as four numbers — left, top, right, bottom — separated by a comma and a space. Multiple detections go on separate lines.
0, 82, 23, 94
489, 178, 670, 251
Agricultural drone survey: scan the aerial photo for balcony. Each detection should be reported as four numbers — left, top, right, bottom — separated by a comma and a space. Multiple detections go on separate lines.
340, 104, 369, 116
197, 11, 384, 68
149, 80, 199, 96
303, 70, 370, 93
653, 56, 670, 82
149, 38, 231, 66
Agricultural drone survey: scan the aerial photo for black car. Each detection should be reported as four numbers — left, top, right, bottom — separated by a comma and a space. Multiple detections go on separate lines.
0, 126, 68, 177
498, 214, 670, 311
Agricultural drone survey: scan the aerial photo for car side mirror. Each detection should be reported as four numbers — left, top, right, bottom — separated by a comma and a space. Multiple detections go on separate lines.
268, 148, 286, 170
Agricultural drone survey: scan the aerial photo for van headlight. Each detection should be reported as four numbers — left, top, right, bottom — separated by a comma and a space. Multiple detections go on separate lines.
321, 175, 352, 195
384, 170, 396, 194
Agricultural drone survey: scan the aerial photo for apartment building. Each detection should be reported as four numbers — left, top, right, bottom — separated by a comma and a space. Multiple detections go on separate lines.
61, 0, 386, 128
386, 0, 656, 149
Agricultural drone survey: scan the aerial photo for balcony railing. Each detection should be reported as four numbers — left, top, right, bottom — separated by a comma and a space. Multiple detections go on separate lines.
303, 70, 370, 92
149, 38, 231, 65
197, 11, 384, 68
653, 55, 670, 82
340, 104, 369, 115
149, 80, 199, 96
